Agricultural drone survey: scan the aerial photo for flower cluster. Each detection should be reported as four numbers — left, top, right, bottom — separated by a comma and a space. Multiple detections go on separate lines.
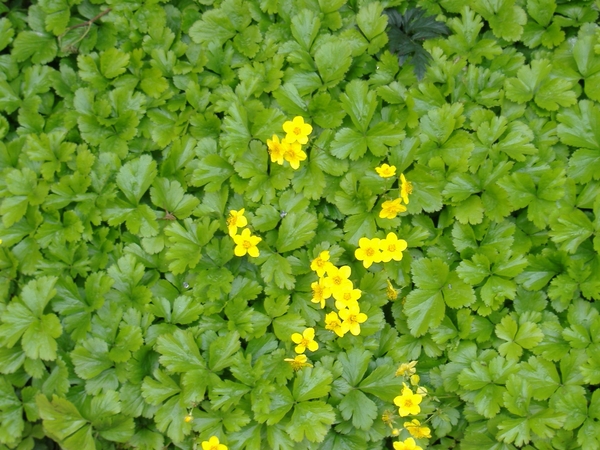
309, 251, 368, 337
355, 232, 408, 268
383, 361, 431, 449
375, 164, 413, 219
267, 116, 312, 170
227, 209, 261, 257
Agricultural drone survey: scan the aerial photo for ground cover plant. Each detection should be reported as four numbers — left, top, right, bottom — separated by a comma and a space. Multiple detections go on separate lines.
1, 0, 600, 448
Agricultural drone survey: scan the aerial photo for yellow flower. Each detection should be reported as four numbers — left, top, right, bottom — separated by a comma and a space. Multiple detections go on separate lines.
338, 303, 367, 336
227, 208, 248, 236
310, 250, 334, 277
323, 265, 353, 300
380, 232, 408, 262
291, 327, 319, 354
201, 436, 228, 450
282, 139, 307, 170
400, 173, 413, 204
267, 134, 285, 165
283, 116, 312, 144
393, 437, 422, 450
375, 163, 397, 178
394, 385, 423, 417
395, 361, 417, 377
354, 237, 382, 268
184, 414, 193, 423
380, 198, 407, 219
311, 279, 331, 308
284, 354, 313, 371
386, 279, 398, 300
232, 228, 261, 257
334, 288, 361, 311
404, 419, 431, 439
324, 311, 348, 337
410, 374, 420, 386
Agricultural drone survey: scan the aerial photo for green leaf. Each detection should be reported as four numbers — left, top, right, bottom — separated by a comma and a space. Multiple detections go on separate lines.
550, 387, 587, 430
275, 211, 318, 253
0, 277, 62, 360
330, 128, 368, 160
291, 9, 320, 51
406, 257, 474, 335
338, 347, 372, 386
0, 80, 21, 114
150, 178, 199, 219
357, 2, 388, 41
156, 329, 205, 372
165, 218, 219, 274
338, 389, 377, 430
36, 394, 94, 450
0, 377, 24, 446
339, 79, 377, 133
549, 209, 594, 253
286, 401, 336, 442
496, 315, 544, 360
497, 406, 565, 446
358, 364, 404, 400
445, 7, 503, 63
260, 253, 295, 290
141, 369, 181, 405
71, 337, 113, 380
12, 30, 57, 64
314, 38, 352, 88
192, 153, 235, 192
39, 0, 71, 35
471, 0, 527, 42
458, 356, 517, 418
404, 288, 445, 337
209, 331, 241, 372
0, 18, 15, 51
100, 48, 130, 79
558, 100, 600, 151
116, 155, 157, 205
505, 59, 576, 110
292, 366, 333, 402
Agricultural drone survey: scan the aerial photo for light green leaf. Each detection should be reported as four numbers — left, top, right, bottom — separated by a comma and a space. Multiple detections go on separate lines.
275, 211, 317, 253
338, 389, 377, 430
116, 155, 157, 205
314, 39, 352, 88
100, 48, 130, 79
286, 401, 335, 442
292, 366, 333, 402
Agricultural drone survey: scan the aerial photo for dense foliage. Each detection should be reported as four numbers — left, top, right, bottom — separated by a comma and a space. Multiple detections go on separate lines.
1, 0, 600, 449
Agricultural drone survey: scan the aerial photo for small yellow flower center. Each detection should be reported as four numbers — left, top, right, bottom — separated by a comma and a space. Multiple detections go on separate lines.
332, 276, 342, 285
404, 399, 413, 408
343, 292, 351, 300
243, 240, 252, 249
388, 244, 396, 252
347, 314, 358, 324
316, 258, 325, 267
365, 248, 375, 257
313, 286, 323, 297
406, 182, 413, 194
294, 126, 302, 135
227, 215, 236, 226
300, 337, 310, 347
